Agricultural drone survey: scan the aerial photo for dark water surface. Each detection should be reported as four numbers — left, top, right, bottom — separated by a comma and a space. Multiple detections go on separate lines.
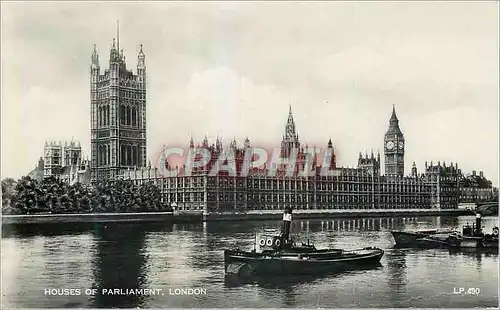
2, 215, 499, 308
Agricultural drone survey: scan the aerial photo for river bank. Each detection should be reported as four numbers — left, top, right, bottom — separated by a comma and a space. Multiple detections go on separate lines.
1, 208, 472, 225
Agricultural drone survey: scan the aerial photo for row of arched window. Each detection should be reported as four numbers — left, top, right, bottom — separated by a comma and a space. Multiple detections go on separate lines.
96, 105, 140, 127
120, 145, 141, 166
98, 106, 110, 127
98, 145, 110, 166
97, 144, 142, 166
120, 105, 139, 126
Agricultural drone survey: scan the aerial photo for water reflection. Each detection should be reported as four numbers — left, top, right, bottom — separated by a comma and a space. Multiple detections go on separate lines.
1, 223, 95, 238
2, 215, 498, 308
90, 223, 150, 308
387, 248, 408, 305
0, 216, 462, 239
448, 247, 499, 269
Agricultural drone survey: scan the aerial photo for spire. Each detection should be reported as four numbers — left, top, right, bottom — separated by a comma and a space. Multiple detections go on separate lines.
386, 104, 403, 135
91, 44, 99, 66
202, 134, 208, 147
287, 105, 294, 124
284, 104, 298, 145
390, 104, 399, 124
231, 136, 237, 149
117, 20, 120, 53
138, 44, 145, 68
328, 138, 333, 148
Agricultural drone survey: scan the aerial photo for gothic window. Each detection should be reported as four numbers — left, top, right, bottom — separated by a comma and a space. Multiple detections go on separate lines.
99, 107, 103, 126
102, 105, 106, 126
127, 145, 132, 166
126, 106, 131, 125
120, 105, 125, 125
132, 107, 137, 127
106, 105, 110, 126
120, 145, 125, 166
101, 106, 105, 126
104, 145, 108, 165
98, 145, 102, 166
132, 145, 137, 166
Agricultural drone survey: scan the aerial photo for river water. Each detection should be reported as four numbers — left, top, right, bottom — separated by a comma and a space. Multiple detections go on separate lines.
1, 215, 499, 308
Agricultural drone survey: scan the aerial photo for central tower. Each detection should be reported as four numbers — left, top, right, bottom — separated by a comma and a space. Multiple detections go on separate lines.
280, 105, 300, 157
384, 105, 405, 177
90, 21, 147, 182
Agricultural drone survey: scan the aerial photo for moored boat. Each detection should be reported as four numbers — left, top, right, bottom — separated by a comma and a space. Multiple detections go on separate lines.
391, 229, 457, 247
224, 207, 384, 276
391, 213, 498, 250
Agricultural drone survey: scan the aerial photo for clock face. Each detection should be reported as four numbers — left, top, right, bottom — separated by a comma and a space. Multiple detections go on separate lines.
398, 141, 404, 150
386, 141, 395, 150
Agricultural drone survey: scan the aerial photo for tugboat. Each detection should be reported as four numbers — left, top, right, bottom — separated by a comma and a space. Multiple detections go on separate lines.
448, 213, 499, 249
391, 213, 498, 250
224, 207, 384, 276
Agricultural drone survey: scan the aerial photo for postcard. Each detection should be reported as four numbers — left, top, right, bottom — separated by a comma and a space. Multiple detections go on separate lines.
1, 1, 498, 309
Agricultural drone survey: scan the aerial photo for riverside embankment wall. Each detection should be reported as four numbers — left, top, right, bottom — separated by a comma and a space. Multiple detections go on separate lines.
1, 209, 471, 225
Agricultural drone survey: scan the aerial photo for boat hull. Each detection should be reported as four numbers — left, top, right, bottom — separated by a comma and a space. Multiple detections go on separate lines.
449, 237, 499, 249
391, 231, 428, 246
392, 231, 498, 249
224, 247, 384, 276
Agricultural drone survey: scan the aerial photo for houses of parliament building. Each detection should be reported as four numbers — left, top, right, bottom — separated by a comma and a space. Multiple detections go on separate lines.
117, 103, 466, 211
33, 27, 497, 212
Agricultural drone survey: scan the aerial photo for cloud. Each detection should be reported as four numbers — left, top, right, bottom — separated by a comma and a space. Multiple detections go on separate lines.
148, 66, 291, 153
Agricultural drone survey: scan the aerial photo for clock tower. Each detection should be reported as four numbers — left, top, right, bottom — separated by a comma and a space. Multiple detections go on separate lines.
384, 105, 405, 177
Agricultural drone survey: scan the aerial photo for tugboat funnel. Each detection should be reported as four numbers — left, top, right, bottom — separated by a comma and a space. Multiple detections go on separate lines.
475, 213, 482, 236
281, 206, 292, 241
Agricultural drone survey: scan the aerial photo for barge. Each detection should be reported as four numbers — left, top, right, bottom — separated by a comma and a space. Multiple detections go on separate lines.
391, 213, 498, 250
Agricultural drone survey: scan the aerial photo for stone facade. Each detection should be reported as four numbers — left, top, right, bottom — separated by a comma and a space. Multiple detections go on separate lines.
28, 156, 91, 185
90, 24, 147, 182
116, 107, 463, 212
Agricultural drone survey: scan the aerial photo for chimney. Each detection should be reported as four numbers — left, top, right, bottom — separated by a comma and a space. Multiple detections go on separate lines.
281, 206, 293, 242
475, 213, 482, 236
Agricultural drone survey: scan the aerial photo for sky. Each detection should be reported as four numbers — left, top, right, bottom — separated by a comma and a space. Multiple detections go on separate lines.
1, 1, 499, 185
